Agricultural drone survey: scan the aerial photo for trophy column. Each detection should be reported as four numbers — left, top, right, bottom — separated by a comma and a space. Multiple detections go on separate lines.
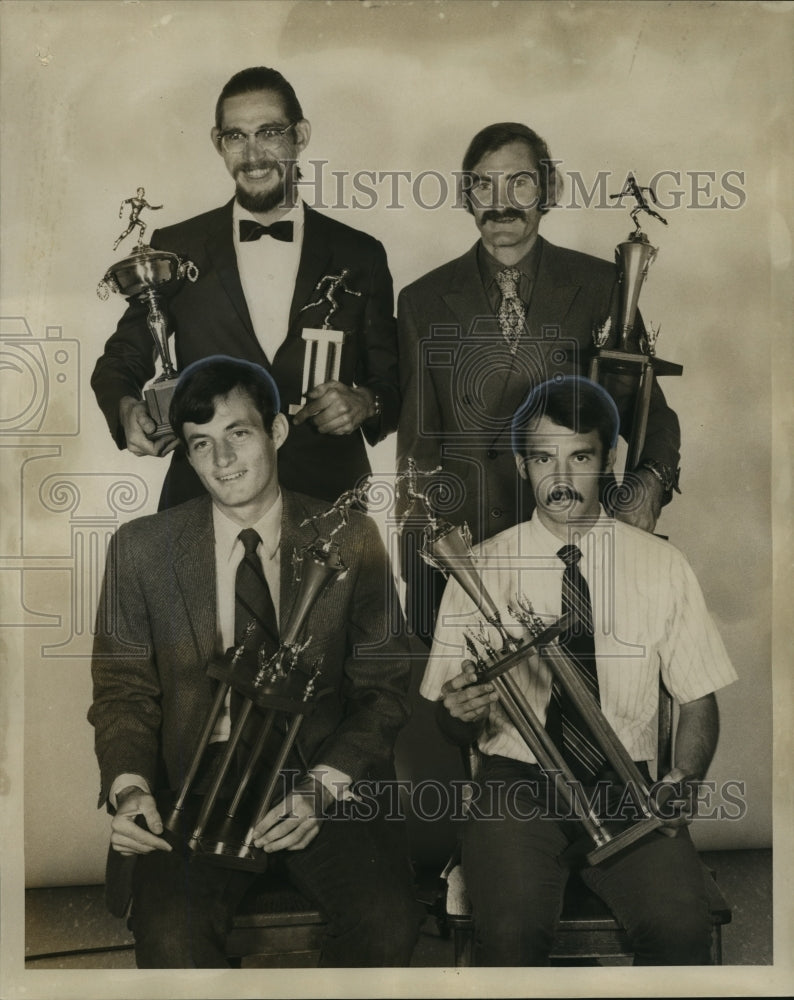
97, 196, 198, 439
162, 485, 368, 873
590, 177, 682, 471
397, 463, 671, 866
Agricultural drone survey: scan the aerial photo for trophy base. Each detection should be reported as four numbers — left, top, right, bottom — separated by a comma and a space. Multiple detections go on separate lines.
585, 814, 663, 865
590, 348, 683, 379
190, 816, 269, 873
191, 842, 269, 873
236, 674, 310, 714
144, 375, 180, 439
164, 802, 268, 870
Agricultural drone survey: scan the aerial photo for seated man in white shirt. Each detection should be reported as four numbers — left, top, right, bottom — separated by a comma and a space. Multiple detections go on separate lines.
89, 355, 421, 967
420, 375, 737, 966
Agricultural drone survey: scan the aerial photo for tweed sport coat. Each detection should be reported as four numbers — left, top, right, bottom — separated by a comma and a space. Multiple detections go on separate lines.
89, 489, 412, 810
91, 202, 400, 509
396, 237, 681, 546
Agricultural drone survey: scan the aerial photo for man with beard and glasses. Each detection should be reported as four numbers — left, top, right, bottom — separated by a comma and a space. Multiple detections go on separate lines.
396, 122, 681, 645
93, 66, 400, 511
421, 376, 736, 967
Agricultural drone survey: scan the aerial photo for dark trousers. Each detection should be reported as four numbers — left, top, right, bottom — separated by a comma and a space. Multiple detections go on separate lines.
129, 795, 423, 968
463, 755, 712, 966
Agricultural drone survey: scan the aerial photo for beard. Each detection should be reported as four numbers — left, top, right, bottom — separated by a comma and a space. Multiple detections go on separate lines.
234, 161, 291, 214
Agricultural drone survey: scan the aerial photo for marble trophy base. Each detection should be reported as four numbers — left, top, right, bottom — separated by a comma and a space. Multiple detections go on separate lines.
143, 376, 179, 440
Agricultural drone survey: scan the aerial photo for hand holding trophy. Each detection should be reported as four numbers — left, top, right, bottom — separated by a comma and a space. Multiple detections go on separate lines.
162, 484, 368, 873
97, 190, 199, 440
398, 463, 673, 865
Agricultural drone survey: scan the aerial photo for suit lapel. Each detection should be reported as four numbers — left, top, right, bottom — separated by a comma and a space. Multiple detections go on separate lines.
442, 237, 582, 337
203, 200, 257, 339
494, 238, 585, 410
441, 244, 494, 337
288, 207, 335, 333
439, 239, 584, 433
172, 497, 217, 666
526, 238, 581, 337
441, 243, 523, 425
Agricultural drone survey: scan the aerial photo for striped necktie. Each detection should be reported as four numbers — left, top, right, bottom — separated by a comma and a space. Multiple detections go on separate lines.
546, 543, 606, 781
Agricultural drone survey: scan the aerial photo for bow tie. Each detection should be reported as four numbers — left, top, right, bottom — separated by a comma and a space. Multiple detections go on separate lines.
239, 219, 294, 243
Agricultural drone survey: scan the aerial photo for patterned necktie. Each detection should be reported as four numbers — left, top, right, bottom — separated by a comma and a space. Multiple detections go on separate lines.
546, 544, 606, 782
239, 219, 294, 243
495, 266, 526, 351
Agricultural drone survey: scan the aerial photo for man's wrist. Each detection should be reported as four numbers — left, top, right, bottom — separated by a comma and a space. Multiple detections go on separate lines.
119, 395, 141, 416
359, 386, 381, 422
109, 773, 151, 810
435, 698, 486, 747
636, 460, 681, 505
116, 784, 143, 800
295, 773, 335, 811
114, 785, 147, 813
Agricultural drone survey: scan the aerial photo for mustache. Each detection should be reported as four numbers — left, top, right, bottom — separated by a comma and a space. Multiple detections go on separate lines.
480, 208, 530, 224
235, 158, 284, 177
545, 483, 585, 504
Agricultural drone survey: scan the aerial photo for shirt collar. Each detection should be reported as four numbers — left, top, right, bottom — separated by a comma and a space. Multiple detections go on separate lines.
525, 507, 612, 559
478, 236, 543, 290
212, 491, 283, 566
233, 195, 305, 242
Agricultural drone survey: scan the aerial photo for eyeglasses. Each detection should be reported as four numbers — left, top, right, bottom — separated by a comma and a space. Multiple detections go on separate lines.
218, 123, 295, 154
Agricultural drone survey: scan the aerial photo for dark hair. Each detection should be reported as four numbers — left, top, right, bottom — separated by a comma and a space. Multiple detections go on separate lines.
170, 356, 281, 446
215, 66, 304, 129
460, 122, 560, 214
511, 376, 619, 459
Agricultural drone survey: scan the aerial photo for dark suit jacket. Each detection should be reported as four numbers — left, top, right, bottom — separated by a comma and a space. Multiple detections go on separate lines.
91, 203, 400, 508
396, 237, 681, 546
88, 489, 411, 910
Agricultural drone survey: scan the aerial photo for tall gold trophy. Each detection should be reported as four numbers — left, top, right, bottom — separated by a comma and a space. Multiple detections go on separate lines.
163, 486, 368, 872
400, 461, 669, 865
589, 174, 682, 470
97, 189, 198, 439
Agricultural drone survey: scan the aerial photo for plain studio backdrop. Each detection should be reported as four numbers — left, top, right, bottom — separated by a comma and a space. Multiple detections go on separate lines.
1, 1, 791, 997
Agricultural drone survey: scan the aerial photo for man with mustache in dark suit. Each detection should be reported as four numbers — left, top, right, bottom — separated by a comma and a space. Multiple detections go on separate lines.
396, 122, 682, 645
93, 66, 400, 511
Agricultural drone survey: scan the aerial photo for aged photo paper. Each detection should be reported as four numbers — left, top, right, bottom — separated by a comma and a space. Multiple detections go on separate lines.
1, 1, 792, 997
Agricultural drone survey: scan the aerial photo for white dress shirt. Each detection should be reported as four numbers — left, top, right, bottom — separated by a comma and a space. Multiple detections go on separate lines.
233, 197, 305, 363
421, 511, 737, 764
